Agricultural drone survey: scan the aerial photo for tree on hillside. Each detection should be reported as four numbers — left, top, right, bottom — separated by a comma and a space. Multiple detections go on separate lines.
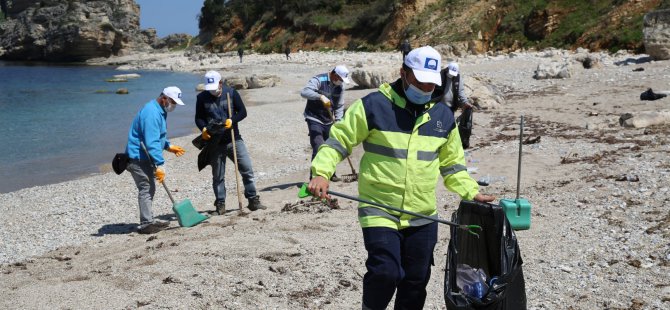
1, 0, 9, 19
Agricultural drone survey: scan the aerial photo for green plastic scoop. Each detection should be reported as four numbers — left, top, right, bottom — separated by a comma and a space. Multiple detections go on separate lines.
298, 183, 481, 237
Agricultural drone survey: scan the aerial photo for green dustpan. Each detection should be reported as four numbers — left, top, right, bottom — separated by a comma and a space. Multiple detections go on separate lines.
172, 198, 208, 227
140, 143, 207, 228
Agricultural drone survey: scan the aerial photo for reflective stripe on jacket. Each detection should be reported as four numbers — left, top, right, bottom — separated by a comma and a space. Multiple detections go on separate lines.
311, 82, 479, 230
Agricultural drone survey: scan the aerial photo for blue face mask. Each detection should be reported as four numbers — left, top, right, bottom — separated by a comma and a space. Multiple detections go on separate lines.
403, 74, 433, 105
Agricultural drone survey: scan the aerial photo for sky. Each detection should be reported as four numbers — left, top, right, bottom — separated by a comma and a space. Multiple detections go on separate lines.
136, 0, 204, 37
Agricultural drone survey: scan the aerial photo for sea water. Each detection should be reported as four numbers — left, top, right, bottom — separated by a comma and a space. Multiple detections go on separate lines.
0, 61, 202, 193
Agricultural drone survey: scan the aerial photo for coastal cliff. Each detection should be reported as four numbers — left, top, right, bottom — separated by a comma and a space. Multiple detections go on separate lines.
0, 0, 152, 61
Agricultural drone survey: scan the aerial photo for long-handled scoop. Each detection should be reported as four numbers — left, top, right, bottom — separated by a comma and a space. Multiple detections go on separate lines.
140, 143, 207, 227
297, 183, 481, 236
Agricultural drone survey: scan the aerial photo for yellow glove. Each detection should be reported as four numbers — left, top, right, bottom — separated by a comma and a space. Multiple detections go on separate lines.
224, 119, 232, 129
202, 128, 211, 141
320, 95, 331, 109
168, 145, 185, 157
155, 167, 165, 183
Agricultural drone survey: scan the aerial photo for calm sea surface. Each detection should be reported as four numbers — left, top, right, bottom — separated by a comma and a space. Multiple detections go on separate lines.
0, 61, 201, 193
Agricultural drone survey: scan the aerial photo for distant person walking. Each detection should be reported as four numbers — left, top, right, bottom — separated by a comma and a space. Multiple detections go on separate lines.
237, 47, 244, 63
400, 39, 411, 61
125, 86, 186, 234
284, 46, 291, 60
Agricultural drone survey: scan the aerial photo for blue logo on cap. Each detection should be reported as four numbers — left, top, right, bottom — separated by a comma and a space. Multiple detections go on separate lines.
178, 93, 182, 98
424, 58, 438, 71
207, 78, 215, 83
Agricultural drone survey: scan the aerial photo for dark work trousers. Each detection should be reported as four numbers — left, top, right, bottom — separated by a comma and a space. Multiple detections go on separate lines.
307, 120, 333, 161
361, 222, 438, 310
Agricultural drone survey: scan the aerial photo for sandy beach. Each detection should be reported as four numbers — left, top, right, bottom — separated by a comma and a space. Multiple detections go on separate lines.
1, 48, 669, 309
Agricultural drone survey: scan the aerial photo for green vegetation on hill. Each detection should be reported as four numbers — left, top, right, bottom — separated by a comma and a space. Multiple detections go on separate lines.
198, 0, 670, 53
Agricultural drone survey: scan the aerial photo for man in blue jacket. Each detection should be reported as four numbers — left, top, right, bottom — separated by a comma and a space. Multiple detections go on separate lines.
126, 86, 186, 234
300, 65, 350, 181
195, 71, 267, 215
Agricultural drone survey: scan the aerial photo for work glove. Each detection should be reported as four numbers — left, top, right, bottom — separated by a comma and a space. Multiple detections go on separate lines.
320, 95, 331, 109
201, 128, 211, 141
155, 166, 165, 183
224, 119, 232, 129
167, 145, 185, 157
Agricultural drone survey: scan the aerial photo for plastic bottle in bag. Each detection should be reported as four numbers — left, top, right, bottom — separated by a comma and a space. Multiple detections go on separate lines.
456, 263, 489, 300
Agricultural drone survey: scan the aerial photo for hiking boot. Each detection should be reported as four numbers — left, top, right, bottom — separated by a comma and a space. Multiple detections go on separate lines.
215, 201, 225, 215
247, 196, 267, 211
330, 174, 341, 182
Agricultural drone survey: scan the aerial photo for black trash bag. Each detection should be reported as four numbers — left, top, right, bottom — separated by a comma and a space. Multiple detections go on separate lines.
444, 201, 527, 310
457, 108, 473, 149
640, 88, 667, 101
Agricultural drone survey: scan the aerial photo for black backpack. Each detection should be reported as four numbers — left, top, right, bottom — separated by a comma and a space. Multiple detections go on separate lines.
444, 201, 527, 310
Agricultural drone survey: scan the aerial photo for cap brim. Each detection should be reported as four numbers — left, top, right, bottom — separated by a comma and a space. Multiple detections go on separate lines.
413, 70, 442, 86
448, 69, 458, 76
204, 83, 218, 91
173, 98, 185, 105
336, 73, 351, 84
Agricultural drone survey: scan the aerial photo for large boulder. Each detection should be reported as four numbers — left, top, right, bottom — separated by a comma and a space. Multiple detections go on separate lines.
620, 111, 670, 128
0, 0, 151, 61
533, 61, 572, 79
350, 67, 397, 89
246, 74, 280, 89
643, 9, 670, 61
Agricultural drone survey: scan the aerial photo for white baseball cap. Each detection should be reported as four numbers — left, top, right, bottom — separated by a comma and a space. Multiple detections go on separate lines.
403, 46, 442, 86
333, 65, 351, 84
204, 71, 222, 91
447, 62, 459, 77
162, 86, 184, 105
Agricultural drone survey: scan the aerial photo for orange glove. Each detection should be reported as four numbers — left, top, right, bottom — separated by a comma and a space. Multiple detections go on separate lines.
167, 145, 185, 157
224, 119, 232, 129
155, 167, 165, 183
320, 95, 331, 109
202, 128, 211, 140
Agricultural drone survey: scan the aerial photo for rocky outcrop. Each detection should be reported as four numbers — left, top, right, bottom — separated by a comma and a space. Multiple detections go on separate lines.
153, 33, 193, 50
643, 9, 670, 61
0, 0, 152, 61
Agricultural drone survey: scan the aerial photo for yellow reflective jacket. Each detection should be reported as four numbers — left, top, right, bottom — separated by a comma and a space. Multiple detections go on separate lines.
311, 82, 479, 230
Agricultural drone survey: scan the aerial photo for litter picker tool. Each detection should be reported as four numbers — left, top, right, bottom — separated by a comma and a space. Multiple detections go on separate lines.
227, 92, 246, 215
140, 143, 207, 228
342, 156, 358, 183
499, 115, 532, 230
297, 183, 481, 237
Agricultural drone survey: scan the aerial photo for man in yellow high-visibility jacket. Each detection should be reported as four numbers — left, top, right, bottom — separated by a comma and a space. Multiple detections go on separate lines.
308, 46, 496, 310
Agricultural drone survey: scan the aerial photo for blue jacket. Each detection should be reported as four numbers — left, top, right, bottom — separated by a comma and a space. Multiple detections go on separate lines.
300, 73, 344, 125
125, 100, 170, 165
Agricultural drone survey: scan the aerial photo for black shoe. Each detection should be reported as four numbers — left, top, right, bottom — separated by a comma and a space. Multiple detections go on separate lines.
247, 196, 267, 211
214, 201, 225, 215
330, 174, 341, 182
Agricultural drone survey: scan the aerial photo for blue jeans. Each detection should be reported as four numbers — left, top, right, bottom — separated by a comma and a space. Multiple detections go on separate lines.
210, 139, 257, 203
306, 120, 332, 161
361, 223, 438, 310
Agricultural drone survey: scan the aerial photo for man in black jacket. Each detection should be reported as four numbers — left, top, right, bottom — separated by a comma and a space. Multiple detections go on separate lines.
195, 71, 266, 215
437, 62, 474, 149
